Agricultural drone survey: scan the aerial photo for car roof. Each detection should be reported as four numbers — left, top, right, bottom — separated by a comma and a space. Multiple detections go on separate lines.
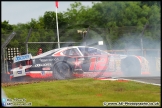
32, 46, 108, 59
60, 46, 99, 49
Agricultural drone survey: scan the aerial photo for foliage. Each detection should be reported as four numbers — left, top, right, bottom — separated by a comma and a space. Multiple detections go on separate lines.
1, 1, 160, 54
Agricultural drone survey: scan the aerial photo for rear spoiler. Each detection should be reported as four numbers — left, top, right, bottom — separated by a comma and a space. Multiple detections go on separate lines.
13, 54, 32, 63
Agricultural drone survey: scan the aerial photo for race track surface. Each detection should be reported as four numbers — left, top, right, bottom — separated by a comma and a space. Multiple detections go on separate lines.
119, 76, 161, 86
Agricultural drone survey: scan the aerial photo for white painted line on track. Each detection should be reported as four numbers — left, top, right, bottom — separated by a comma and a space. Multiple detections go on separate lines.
124, 79, 161, 86
95, 77, 161, 86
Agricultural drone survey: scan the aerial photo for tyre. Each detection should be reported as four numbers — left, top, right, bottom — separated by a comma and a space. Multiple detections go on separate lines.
52, 61, 73, 80
121, 56, 141, 77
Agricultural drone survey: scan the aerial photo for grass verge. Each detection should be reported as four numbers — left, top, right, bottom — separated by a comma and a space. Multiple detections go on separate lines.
2, 78, 161, 107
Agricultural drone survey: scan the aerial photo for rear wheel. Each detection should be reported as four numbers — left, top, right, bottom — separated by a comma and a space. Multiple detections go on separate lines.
52, 61, 73, 80
121, 56, 141, 77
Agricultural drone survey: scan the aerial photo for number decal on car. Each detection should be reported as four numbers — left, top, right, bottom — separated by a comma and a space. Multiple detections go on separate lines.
89, 57, 108, 71
89, 57, 96, 71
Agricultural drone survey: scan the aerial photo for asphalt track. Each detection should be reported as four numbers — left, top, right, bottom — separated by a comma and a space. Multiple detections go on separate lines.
119, 76, 161, 86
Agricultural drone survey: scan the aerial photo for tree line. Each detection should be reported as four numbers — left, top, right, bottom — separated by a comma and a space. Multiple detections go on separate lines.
1, 1, 160, 54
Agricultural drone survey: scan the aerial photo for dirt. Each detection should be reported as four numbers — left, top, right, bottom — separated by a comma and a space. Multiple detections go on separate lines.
1, 79, 57, 87
1, 73, 56, 87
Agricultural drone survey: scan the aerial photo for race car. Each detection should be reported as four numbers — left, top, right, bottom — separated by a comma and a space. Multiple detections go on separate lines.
9, 46, 150, 81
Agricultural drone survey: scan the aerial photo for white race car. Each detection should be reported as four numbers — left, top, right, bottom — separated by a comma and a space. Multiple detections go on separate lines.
10, 46, 150, 81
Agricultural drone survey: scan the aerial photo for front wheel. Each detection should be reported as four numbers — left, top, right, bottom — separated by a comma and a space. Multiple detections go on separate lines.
52, 61, 73, 80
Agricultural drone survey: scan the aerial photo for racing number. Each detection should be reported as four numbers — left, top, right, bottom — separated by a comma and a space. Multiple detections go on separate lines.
89, 57, 108, 71
89, 57, 96, 71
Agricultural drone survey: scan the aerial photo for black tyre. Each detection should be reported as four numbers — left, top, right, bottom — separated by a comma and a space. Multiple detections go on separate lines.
52, 61, 73, 80
121, 56, 141, 77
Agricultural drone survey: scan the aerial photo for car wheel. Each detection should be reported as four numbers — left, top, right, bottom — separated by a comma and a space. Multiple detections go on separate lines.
52, 61, 73, 80
121, 56, 141, 77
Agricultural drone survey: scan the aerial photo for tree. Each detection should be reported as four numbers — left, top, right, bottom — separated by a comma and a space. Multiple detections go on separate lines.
1, 20, 14, 46
140, 1, 161, 7
2, 1, 160, 50
1, 20, 13, 32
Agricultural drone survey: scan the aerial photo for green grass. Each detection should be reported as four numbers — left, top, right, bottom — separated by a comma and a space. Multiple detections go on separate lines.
2, 78, 161, 107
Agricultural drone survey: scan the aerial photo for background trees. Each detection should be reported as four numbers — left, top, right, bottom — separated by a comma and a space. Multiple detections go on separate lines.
1, 1, 160, 54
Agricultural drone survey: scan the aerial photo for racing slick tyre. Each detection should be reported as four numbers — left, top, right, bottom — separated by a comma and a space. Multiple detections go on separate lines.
121, 56, 141, 77
52, 61, 73, 80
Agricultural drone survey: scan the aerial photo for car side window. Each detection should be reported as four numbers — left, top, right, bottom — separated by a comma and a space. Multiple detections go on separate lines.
87, 48, 101, 55
63, 48, 80, 56
95, 50, 102, 55
78, 47, 102, 56
78, 47, 89, 56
